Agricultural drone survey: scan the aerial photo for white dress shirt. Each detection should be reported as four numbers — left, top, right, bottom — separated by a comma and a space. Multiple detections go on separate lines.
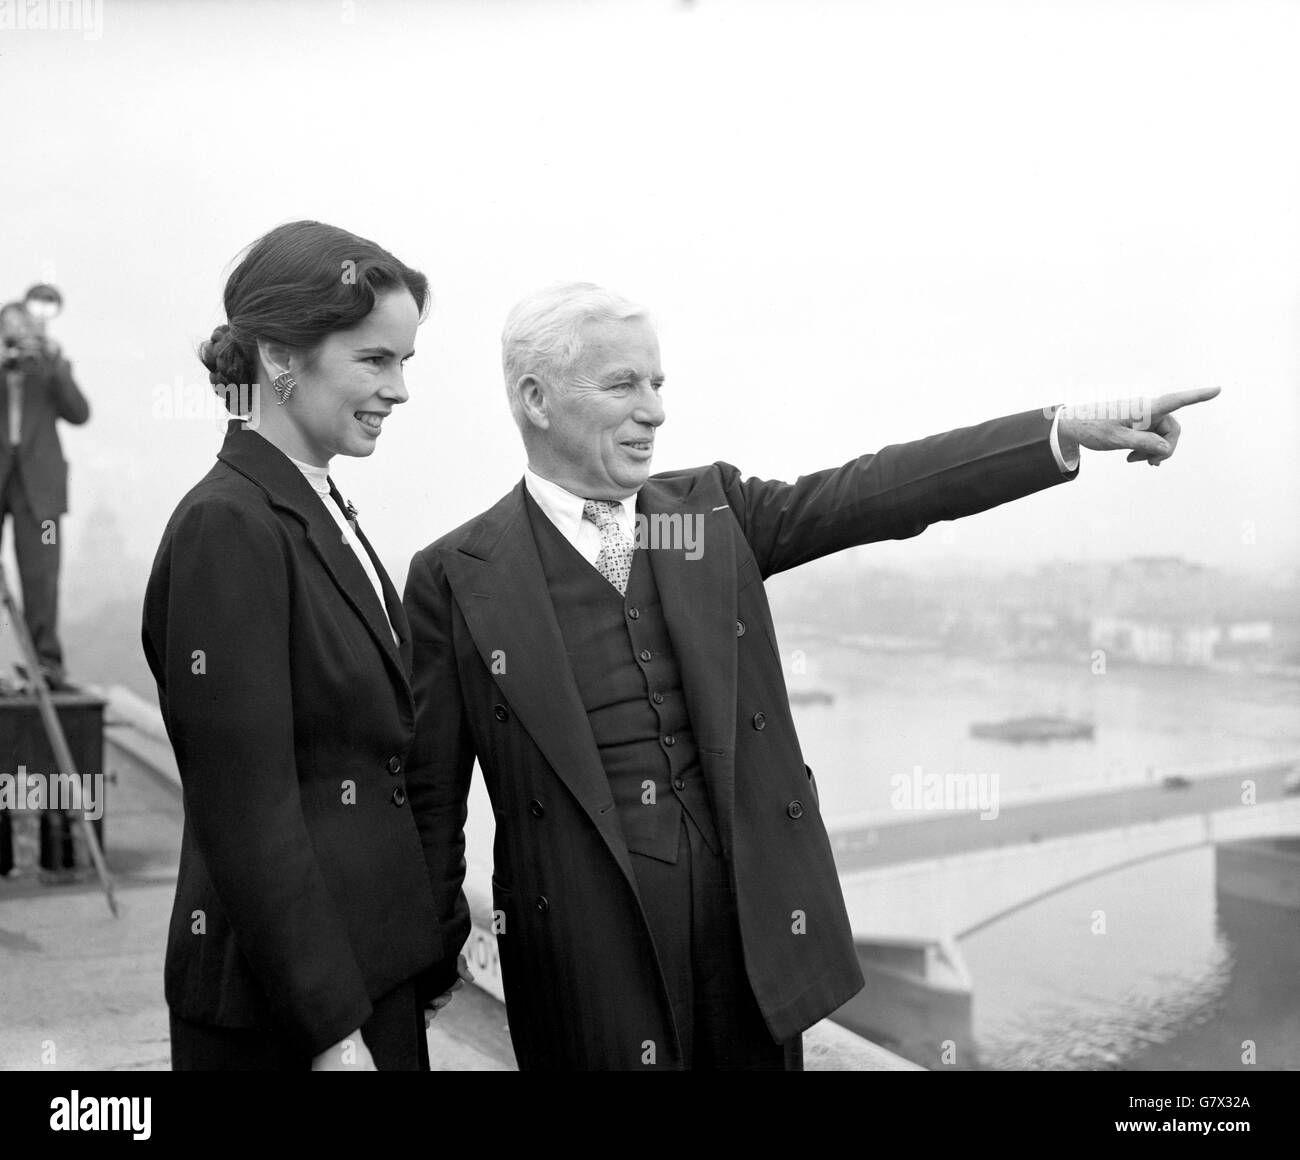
523, 466, 639, 562
289, 457, 398, 644
1048, 408, 1079, 473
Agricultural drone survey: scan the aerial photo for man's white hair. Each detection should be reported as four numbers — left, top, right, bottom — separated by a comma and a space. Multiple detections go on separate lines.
501, 282, 648, 430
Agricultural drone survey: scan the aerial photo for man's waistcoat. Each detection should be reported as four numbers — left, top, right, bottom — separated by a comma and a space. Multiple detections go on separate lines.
526, 495, 720, 863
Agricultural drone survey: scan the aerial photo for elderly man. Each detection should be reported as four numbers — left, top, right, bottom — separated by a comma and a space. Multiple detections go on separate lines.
403, 282, 1216, 1071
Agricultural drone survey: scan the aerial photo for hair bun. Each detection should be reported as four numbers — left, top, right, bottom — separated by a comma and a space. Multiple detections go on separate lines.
200, 321, 254, 393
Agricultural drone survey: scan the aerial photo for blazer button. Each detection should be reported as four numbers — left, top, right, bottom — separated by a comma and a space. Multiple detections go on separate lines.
736, 619, 746, 636
535, 895, 550, 913
673, 777, 686, 791
627, 607, 640, 620
652, 691, 664, 705
387, 755, 402, 775
663, 734, 676, 747
752, 712, 766, 730
392, 786, 407, 808
787, 800, 804, 819
494, 704, 509, 722
529, 799, 545, 818
639, 649, 652, 663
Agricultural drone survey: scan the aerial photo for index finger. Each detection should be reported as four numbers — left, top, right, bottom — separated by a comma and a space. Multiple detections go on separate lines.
1150, 385, 1221, 417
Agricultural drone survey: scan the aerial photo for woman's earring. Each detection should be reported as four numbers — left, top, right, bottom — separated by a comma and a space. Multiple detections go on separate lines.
272, 372, 297, 405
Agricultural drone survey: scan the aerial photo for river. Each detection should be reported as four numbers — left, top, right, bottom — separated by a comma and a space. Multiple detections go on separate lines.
785, 640, 1300, 1070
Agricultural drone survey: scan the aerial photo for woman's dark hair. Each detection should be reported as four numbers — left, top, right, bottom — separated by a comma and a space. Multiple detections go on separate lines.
200, 220, 430, 406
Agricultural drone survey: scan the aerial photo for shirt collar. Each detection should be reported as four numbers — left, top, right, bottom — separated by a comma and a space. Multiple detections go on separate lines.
288, 455, 331, 495
522, 465, 640, 540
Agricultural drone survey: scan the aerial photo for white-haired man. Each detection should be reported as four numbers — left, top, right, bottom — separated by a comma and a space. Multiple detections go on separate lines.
403, 282, 1217, 1070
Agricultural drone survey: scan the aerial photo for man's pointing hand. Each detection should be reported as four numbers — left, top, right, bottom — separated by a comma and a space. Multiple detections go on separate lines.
1056, 386, 1221, 466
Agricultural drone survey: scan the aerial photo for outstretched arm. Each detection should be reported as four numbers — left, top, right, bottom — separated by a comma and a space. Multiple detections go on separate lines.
721, 408, 1075, 577
720, 388, 1220, 577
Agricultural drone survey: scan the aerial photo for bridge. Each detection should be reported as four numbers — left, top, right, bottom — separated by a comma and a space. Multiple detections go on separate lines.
824, 756, 1300, 1064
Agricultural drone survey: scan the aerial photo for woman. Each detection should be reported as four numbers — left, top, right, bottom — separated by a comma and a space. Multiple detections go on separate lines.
142, 221, 466, 1070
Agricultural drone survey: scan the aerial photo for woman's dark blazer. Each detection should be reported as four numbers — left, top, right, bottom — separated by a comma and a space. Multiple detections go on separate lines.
142, 418, 458, 1057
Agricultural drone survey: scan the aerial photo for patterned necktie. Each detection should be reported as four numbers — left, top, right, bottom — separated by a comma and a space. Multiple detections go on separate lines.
582, 499, 634, 595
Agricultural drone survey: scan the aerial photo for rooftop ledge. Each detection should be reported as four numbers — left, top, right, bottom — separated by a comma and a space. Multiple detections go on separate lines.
99, 684, 922, 1072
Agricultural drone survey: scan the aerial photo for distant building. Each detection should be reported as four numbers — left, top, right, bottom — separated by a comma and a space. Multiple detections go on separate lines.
63, 505, 147, 612
1090, 615, 1222, 666
1226, 621, 1273, 645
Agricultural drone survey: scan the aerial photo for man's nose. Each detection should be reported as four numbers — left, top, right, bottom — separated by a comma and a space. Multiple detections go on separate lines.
633, 385, 665, 427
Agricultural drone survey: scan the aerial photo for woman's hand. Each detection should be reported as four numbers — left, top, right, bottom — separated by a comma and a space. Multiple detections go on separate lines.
311, 1030, 377, 1071
423, 954, 475, 1027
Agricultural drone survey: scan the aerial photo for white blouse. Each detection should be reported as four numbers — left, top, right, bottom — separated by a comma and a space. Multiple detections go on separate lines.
289, 457, 398, 645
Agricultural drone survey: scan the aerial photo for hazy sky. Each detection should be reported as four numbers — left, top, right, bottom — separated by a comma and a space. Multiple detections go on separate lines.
3, 0, 1297, 595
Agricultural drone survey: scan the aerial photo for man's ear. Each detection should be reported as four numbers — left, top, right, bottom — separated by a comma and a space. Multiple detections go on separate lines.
257, 338, 295, 382
516, 374, 551, 431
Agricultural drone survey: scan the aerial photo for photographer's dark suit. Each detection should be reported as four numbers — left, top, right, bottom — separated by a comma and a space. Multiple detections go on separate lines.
404, 407, 1077, 1070
0, 350, 89, 673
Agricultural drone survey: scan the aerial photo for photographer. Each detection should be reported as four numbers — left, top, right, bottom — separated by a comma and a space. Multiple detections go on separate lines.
0, 299, 90, 689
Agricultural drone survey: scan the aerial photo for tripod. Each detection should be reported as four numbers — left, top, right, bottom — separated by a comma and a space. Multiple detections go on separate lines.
0, 560, 117, 916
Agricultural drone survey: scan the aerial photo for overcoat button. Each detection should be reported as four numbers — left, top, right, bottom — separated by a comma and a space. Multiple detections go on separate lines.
787, 800, 804, 819
387, 755, 402, 774
736, 619, 746, 636
494, 704, 509, 722
535, 895, 550, 913
752, 712, 766, 730
529, 799, 545, 818
392, 786, 407, 807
